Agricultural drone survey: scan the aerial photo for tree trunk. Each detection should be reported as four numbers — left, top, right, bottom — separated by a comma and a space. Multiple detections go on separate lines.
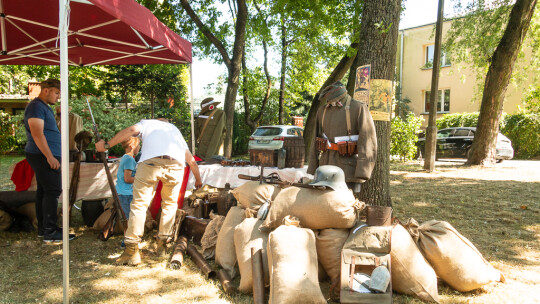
223, 0, 248, 159
346, 0, 401, 207
279, 20, 287, 125
467, 0, 537, 166
303, 42, 359, 155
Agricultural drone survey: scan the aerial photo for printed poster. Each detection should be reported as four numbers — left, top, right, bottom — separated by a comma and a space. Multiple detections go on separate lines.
369, 79, 393, 121
353, 65, 371, 104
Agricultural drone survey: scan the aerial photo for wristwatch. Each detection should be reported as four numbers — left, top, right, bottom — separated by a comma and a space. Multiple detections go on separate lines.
104, 141, 110, 150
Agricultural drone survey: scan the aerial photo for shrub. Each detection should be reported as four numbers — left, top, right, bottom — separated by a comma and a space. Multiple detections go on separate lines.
436, 112, 479, 129
0, 112, 26, 154
391, 113, 424, 161
501, 113, 540, 158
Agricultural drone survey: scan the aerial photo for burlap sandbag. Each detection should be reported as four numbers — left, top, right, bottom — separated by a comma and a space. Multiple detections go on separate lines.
201, 213, 226, 259
92, 200, 123, 233
391, 224, 439, 303
15, 202, 38, 229
215, 206, 245, 278
0, 209, 13, 231
268, 225, 326, 304
405, 219, 504, 292
263, 186, 358, 229
231, 181, 281, 210
316, 228, 349, 283
234, 218, 270, 293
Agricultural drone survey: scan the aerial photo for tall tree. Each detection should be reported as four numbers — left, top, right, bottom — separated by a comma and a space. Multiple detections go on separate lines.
179, 0, 247, 158
467, 0, 538, 165
346, 0, 401, 206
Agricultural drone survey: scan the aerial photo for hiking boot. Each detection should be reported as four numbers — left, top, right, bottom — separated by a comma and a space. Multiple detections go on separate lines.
43, 230, 76, 244
116, 243, 141, 266
154, 238, 168, 257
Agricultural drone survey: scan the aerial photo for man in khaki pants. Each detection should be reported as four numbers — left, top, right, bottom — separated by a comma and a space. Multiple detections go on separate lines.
96, 118, 202, 265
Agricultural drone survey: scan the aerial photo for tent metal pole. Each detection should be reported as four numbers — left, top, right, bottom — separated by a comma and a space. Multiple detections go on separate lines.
189, 64, 196, 153
59, 0, 70, 303
0, 0, 7, 54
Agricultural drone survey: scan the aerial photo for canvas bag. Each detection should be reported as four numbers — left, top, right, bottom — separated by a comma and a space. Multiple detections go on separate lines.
231, 181, 281, 210
234, 218, 270, 293
200, 213, 226, 259
316, 228, 349, 283
262, 186, 358, 229
215, 206, 245, 278
268, 225, 326, 304
391, 224, 439, 303
405, 218, 505, 292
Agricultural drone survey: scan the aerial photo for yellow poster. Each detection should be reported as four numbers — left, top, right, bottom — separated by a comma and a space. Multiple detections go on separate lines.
369, 79, 393, 121
353, 65, 371, 103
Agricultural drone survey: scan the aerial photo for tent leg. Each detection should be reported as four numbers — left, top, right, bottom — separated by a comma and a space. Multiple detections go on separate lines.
59, 1, 70, 304
189, 64, 196, 154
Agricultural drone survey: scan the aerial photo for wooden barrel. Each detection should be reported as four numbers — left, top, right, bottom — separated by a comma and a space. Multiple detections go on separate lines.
283, 137, 305, 168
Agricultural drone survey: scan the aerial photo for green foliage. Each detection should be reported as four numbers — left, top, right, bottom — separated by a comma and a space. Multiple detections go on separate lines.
0, 112, 26, 154
436, 112, 480, 129
501, 113, 540, 158
391, 113, 423, 161
232, 109, 251, 156
525, 86, 540, 112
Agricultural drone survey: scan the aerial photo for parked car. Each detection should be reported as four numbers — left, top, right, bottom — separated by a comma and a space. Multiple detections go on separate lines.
248, 125, 303, 150
416, 127, 514, 162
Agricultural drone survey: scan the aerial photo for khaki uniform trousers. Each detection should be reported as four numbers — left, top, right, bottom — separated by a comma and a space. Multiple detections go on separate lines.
124, 158, 184, 244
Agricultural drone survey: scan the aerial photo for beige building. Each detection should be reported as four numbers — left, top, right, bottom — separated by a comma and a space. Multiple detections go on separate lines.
396, 21, 531, 126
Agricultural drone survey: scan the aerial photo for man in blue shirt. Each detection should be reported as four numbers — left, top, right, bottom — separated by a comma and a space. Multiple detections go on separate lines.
24, 79, 74, 243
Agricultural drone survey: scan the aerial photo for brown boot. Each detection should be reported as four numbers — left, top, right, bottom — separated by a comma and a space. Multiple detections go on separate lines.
116, 243, 141, 266
154, 238, 169, 257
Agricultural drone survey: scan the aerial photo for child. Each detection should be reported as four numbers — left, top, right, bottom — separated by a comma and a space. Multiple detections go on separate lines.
116, 136, 140, 247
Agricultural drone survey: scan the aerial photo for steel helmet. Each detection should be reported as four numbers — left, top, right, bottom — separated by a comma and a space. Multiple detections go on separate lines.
309, 165, 348, 191
369, 265, 390, 293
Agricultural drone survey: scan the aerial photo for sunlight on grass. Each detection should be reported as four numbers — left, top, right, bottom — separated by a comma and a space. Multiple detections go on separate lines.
412, 201, 433, 207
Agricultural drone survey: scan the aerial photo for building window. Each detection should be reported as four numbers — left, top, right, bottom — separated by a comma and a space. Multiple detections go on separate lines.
424, 89, 450, 113
12, 108, 25, 115
425, 45, 451, 68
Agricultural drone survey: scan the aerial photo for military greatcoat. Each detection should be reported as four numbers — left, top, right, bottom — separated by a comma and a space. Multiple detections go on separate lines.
307, 97, 377, 183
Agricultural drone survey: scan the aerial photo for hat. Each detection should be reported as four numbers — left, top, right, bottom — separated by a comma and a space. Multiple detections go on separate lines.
200, 97, 221, 112
320, 81, 347, 103
40, 78, 61, 90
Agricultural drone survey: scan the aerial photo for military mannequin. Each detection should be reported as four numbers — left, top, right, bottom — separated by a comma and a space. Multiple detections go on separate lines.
307, 81, 377, 193
55, 105, 83, 151
195, 97, 226, 161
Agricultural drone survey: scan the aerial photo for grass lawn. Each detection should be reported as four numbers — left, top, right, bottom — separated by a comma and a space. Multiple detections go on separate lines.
0, 159, 539, 303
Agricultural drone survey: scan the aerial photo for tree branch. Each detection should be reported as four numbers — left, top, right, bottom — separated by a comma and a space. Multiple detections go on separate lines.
179, 0, 232, 69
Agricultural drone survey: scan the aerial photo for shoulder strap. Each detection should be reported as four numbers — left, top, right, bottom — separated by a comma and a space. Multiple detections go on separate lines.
197, 109, 217, 144
345, 95, 352, 136
321, 105, 329, 132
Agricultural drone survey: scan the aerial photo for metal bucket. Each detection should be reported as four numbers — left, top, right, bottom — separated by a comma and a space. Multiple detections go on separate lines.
366, 206, 393, 226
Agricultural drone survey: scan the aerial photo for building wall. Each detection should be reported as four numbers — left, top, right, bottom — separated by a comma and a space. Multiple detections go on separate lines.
397, 21, 532, 126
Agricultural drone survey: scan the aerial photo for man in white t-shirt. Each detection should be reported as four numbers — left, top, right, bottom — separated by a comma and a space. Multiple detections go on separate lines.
96, 118, 202, 265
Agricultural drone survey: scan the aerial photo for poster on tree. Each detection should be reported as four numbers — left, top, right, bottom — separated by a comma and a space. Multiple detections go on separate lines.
353, 65, 371, 104
368, 79, 393, 121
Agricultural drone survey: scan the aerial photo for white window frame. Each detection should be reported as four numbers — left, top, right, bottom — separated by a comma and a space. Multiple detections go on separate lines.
424, 89, 450, 113
424, 45, 451, 68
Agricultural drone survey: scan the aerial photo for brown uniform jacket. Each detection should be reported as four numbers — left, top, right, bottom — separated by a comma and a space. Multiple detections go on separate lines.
56, 112, 83, 151
195, 108, 226, 161
307, 98, 377, 183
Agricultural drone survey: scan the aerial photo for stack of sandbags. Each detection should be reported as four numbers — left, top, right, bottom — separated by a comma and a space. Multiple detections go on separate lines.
405, 219, 505, 292
262, 186, 359, 229
391, 224, 439, 303
215, 206, 245, 278
234, 217, 270, 293
267, 224, 326, 304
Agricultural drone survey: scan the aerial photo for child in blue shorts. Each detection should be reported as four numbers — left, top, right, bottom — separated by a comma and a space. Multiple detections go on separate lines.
117, 136, 140, 247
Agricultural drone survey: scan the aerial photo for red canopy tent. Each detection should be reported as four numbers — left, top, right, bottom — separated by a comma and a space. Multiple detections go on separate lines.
0, 0, 191, 65
1, 1, 194, 302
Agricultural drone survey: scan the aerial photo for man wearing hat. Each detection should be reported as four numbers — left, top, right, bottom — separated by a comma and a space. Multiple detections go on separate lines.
195, 97, 226, 161
23, 78, 75, 243
307, 81, 377, 193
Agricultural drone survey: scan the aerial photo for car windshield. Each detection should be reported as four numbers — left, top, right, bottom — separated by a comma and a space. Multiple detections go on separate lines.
253, 127, 282, 136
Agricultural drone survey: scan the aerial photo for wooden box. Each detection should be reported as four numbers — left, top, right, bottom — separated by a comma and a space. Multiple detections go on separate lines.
249, 149, 276, 167
340, 252, 392, 304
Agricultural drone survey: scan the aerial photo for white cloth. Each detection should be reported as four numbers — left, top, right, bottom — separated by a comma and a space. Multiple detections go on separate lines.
135, 119, 188, 163
186, 164, 313, 189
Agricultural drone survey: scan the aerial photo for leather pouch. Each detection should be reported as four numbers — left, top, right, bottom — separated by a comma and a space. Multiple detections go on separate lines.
347, 141, 358, 155
338, 141, 348, 155
316, 137, 328, 152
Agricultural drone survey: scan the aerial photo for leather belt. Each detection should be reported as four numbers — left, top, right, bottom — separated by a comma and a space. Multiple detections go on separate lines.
154, 155, 175, 160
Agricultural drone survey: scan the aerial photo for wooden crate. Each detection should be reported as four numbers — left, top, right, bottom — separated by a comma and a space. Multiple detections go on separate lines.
249, 149, 276, 167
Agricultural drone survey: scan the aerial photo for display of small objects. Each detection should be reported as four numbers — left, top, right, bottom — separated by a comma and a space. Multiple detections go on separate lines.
220, 159, 251, 167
